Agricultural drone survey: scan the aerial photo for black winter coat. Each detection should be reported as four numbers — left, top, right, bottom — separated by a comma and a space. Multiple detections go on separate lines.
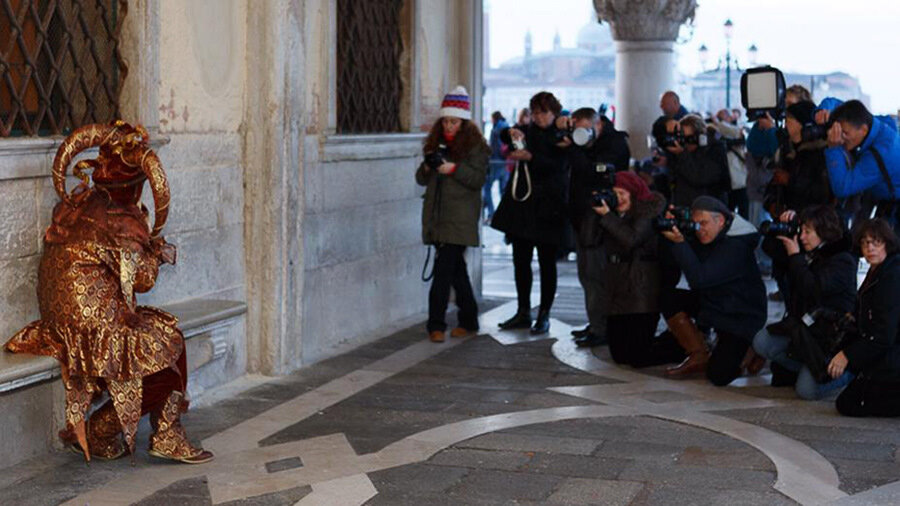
784, 236, 857, 317
670, 215, 767, 338
764, 139, 832, 214
491, 123, 569, 245
670, 143, 730, 207
598, 193, 665, 314
567, 122, 631, 246
843, 253, 900, 381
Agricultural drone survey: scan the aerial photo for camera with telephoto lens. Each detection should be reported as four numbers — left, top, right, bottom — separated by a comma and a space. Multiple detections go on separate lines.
590, 163, 618, 209
760, 220, 800, 237
652, 206, 699, 232
424, 142, 449, 170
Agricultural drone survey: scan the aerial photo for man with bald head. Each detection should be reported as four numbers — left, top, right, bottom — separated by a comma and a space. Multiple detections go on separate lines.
660, 91, 688, 120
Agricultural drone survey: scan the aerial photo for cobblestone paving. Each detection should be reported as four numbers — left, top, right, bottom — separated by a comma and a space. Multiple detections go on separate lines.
2, 251, 900, 505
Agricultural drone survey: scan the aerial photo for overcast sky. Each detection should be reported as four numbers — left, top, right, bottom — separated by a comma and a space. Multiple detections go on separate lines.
486, 0, 900, 114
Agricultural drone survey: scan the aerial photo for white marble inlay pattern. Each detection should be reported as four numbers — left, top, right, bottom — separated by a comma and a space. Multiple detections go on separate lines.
56, 300, 899, 505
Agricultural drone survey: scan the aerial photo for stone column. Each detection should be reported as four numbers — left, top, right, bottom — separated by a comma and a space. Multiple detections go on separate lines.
594, 0, 696, 159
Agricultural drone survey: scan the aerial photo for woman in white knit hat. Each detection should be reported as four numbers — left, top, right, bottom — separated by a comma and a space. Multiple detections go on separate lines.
415, 86, 490, 343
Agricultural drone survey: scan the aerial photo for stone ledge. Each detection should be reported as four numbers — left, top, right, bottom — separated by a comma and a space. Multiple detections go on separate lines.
322, 133, 425, 162
0, 129, 171, 182
0, 298, 246, 393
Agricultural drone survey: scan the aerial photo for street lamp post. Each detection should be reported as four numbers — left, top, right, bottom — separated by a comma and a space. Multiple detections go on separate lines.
724, 18, 733, 109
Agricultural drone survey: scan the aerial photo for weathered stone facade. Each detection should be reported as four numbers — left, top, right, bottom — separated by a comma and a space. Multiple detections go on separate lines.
0, 0, 483, 468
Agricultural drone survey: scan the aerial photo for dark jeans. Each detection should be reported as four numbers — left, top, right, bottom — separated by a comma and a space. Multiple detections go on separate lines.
836, 375, 900, 417
575, 245, 606, 336
483, 163, 509, 219
512, 238, 557, 315
427, 244, 478, 332
661, 288, 752, 386
608, 313, 684, 368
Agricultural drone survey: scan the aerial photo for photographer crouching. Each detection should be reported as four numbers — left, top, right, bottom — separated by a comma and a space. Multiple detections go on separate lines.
752, 205, 857, 398
416, 86, 489, 343
592, 172, 684, 365
659, 197, 767, 385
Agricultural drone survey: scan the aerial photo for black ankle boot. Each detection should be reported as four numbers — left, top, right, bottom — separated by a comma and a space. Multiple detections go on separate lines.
571, 326, 590, 338
530, 311, 550, 334
575, 333, 607, 347
770, 362, 799, 387
499, 312, 532, 330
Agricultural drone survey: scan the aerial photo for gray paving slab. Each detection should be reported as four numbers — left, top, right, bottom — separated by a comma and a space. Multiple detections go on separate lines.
445, 468, 564, 502
457, 432, 602, 455
545, 477, 644, 506
520, 453, 628, 480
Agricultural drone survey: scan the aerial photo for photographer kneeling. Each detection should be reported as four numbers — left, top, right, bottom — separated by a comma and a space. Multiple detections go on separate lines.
659, 197, 767, 385
591, 172, 683, 365
416, 86, 489, 343
833, 219, 900, 417
752, 205, 857, 399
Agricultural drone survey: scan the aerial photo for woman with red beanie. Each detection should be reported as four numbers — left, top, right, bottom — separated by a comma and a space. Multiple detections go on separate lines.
585, 171, 684, 367
416, 86, 490, 343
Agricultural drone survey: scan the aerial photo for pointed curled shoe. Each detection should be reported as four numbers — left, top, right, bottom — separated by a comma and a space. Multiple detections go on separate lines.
60, 403, 127, 461
148, 392, 214, 464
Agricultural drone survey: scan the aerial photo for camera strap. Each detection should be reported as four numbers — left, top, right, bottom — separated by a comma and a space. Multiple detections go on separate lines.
511, 160, 532, 202
421, 245, 435, 282
869, 147, 896, 202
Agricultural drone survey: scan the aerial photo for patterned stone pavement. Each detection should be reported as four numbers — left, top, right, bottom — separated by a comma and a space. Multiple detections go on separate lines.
1, 248, 900, 505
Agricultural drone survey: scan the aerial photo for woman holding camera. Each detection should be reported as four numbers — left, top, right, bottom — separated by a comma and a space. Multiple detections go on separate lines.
752, 205, 857, 399
667, 115, 730, 207
588, 172, 684, 365
416, 86, 489, 343
491, 92, 569, 334
833, 219, 900, 417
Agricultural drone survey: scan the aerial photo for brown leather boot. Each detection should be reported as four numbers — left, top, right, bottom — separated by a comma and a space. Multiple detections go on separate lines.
665, 312, 709, 378
149, 391, 214, 464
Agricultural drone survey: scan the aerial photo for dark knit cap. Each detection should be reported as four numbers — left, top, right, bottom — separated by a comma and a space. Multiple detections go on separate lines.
691, 196, 732, 216
786, 100, 816, 125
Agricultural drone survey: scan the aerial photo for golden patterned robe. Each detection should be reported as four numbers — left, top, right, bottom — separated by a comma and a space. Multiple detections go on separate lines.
6, 188, 182, 453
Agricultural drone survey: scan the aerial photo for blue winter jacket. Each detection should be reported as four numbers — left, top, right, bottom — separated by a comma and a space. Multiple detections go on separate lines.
489, 119, 509, 161
825, 114, 900, 200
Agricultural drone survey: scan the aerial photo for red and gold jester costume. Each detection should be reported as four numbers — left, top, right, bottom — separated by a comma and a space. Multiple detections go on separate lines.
6, 121, 213, 464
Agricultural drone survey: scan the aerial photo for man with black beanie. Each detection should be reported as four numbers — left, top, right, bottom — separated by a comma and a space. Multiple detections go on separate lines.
658, 196, 767, 386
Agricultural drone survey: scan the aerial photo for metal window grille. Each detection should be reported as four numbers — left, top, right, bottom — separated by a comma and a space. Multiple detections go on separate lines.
336, 0, 403, 134
0, 0, 127, 137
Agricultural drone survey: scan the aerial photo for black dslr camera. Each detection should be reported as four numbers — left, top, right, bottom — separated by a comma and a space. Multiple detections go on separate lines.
590, 163, 618, 209
760, 220, 800, 237
801, 123, 829, 142
652, 206, 699, 232
425, 142, 449, 170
